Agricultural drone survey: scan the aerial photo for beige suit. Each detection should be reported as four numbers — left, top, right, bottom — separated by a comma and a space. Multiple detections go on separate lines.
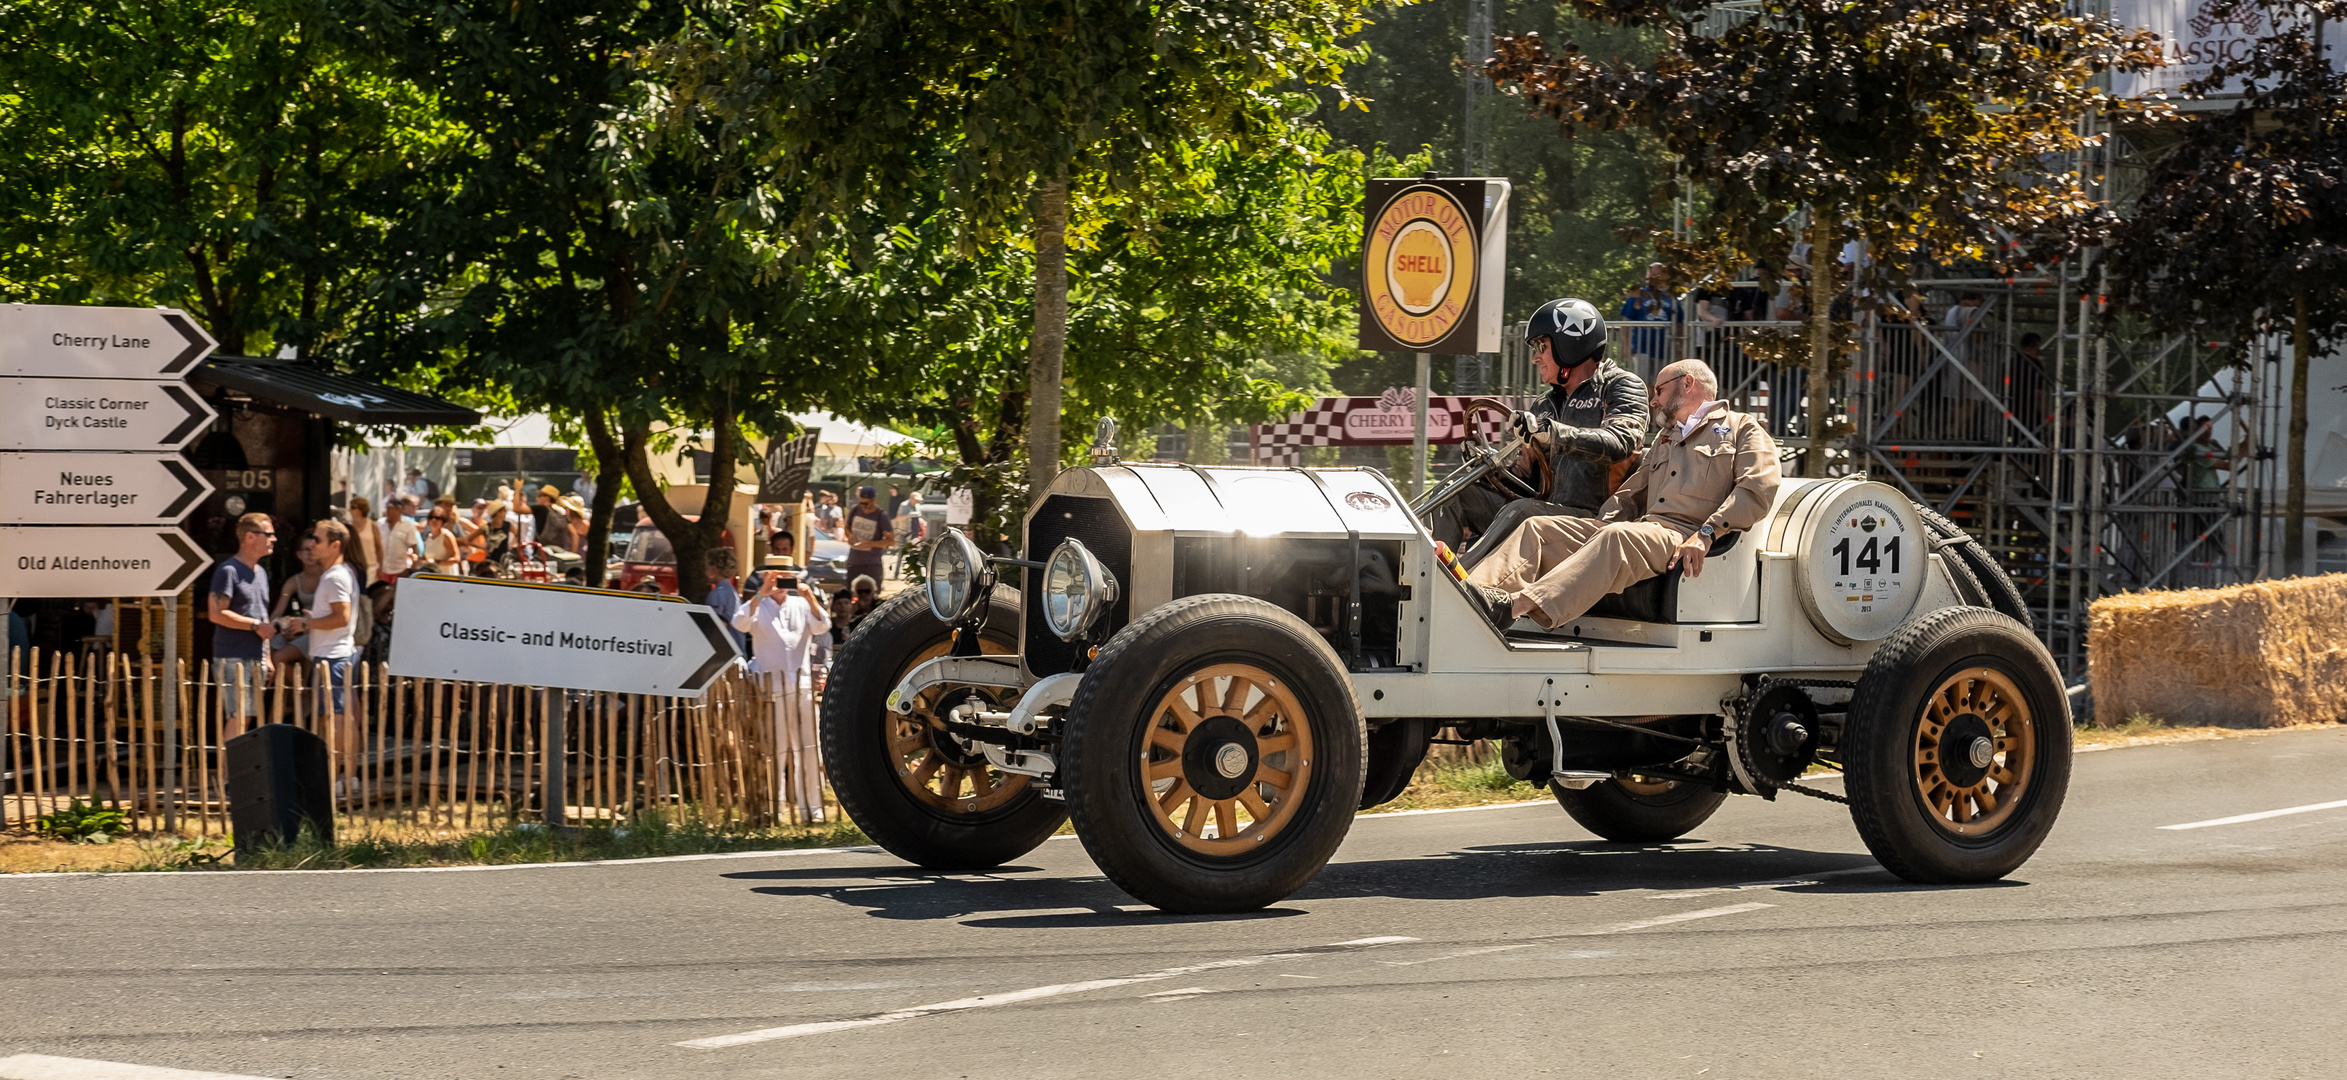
1469, 403, 1782, 627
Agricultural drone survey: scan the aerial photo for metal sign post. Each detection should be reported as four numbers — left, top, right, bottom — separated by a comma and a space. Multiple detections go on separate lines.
1413, 353, 1432, 500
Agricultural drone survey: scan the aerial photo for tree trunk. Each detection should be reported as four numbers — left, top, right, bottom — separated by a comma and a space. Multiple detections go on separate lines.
1025, 177, 1070, 498
618, 416, 736, 605
580, 411, 629, 589
1804, 214, 1838, 477
2285, 285, 2310, 576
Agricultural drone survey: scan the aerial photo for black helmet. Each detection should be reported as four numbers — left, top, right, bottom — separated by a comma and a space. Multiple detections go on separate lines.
1523, 298, 1607, 372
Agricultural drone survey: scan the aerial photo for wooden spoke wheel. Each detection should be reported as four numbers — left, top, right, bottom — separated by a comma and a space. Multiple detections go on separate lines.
1063, 595, 1365, 913
1140, 663, 1316, 855
820, 587, 1066, 871
1844, 607, 2071, 883
889, 640, 1029, 816
1911, 666, 2037, 837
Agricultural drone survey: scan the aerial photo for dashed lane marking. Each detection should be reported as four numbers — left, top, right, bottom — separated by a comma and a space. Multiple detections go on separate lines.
1650, 866, 1880, 899
673, 936, 1418, 1048
0, 1055, 278, 1080
1577, 902, 1776, 935
2159, 799, 2347, 831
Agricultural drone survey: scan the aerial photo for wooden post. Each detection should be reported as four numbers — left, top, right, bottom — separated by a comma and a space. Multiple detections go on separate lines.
543, 687, 565, 828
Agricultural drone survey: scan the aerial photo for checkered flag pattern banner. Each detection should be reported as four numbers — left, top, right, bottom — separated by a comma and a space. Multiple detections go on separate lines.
1252, 396, 1517, 464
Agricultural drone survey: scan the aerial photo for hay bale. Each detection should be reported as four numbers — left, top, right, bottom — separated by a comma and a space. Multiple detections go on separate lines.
2088, 574, 2347, 728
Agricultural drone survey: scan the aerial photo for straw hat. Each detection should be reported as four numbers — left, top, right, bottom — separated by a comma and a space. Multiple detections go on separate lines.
760, 554, 802, 571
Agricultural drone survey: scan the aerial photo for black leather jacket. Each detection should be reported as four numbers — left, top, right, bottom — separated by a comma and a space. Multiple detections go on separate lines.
1526, 359, 1650, 513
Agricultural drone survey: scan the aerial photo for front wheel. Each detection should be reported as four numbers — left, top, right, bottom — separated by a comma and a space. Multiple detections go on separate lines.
1553, 776, 1727, 842
820, 586, 1066, 871
1843, 607, 2071, 882
1062, 595, 1366, 913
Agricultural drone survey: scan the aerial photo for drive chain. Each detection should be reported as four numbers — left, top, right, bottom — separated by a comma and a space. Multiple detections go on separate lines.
1778, 780, 1850, 805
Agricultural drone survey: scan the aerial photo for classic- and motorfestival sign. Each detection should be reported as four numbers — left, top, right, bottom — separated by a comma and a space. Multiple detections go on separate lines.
1357, 177, 1510, 355
389, 574, 741, 697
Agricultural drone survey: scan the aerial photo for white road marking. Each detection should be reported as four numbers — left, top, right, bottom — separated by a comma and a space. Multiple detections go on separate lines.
674, 936, 1418, 1048
2158, 799, 2347, 831
1651, 866, 1879, 899
0, 1055, 278, 1080
1142, 986, 1222, 999
1578, 902, 1775, 935
1378, 943, 1538, 966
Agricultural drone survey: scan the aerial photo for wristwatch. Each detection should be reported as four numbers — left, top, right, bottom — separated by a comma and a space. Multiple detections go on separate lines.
1697, 524, 1716, 539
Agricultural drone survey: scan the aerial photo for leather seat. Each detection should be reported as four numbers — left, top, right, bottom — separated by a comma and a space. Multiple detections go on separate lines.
1581, 530, 1741, 624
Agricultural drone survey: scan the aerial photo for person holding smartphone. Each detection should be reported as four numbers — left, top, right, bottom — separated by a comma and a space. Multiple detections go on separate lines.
731, 556, 832, 822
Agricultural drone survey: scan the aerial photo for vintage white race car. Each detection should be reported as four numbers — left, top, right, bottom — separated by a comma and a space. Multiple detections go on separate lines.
821, 432, 2069, 913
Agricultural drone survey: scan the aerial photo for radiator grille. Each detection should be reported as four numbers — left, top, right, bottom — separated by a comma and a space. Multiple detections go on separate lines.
1022, 495, 1134, 675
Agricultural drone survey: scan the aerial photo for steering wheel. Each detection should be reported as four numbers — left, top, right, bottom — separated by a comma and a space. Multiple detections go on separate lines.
1457, 396, 1546, 502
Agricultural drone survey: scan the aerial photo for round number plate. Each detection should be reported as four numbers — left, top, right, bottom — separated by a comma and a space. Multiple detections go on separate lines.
1794, 482, 1926, 644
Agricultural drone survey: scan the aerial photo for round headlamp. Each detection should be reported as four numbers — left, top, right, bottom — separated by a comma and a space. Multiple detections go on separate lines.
1041, 537, 1119, 642
925, 529, 991, 624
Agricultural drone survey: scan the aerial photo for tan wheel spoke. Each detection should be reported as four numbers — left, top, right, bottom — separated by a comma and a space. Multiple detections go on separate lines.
1141, 662, 1317, 856
969, 769, 994, 798
1972, 786, 1999, 815
908, 754, 943, 788
937, 764, 962, 799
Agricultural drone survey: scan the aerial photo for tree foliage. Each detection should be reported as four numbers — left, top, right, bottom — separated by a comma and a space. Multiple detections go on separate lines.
0, 0, 438, 356
2103, 0, 2347, 573
1486, 0, 2166, 471
706, 0, 1369, 496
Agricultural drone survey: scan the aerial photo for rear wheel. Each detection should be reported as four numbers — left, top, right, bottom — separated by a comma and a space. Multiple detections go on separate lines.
1063, 595, 1365, 913
1553, 775, 1727, 842
820, 587, 1066, 871
1844, 607, 2070, 882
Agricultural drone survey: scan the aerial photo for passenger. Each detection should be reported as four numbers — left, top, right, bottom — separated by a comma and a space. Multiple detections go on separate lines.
1434, 297, 1649, 565
1468, 358, 1782, 631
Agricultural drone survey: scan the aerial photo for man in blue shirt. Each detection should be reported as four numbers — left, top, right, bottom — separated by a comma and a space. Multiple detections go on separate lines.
206, 513, 278, 739
703, 547, 750, 657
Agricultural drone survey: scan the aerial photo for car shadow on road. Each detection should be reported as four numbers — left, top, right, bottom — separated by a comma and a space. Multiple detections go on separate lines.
720, 839, 1985, 922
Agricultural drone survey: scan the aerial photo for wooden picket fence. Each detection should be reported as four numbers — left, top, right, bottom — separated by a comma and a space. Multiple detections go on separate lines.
1, 649, 826, 838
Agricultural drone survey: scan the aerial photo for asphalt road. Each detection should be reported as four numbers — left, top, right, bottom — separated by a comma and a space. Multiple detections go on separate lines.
4, 727, 2345, 1080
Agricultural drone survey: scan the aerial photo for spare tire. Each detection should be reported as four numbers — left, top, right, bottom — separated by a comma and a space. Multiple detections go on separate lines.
1912, 502, 2033, 634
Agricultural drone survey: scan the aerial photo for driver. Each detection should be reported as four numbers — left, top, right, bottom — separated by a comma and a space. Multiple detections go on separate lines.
1435, 297, 1648, 569
1467, 358, 1781, 631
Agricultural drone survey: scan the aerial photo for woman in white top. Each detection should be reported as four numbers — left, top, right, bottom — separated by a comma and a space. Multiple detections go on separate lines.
730, 557, 833, 822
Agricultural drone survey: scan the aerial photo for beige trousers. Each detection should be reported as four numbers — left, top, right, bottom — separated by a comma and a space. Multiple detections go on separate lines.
760, 669, 825, 823
1466, 516, 1690, 627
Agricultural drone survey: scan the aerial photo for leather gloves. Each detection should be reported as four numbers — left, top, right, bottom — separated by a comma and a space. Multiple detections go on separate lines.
1509, 410, 1554, 444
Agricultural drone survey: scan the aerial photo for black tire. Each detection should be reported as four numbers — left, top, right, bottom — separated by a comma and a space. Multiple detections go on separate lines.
820, 586, 1066, 871
1553, 777, 1727, 842
1912, 502, 2033, 634
1359, 718, 1433, 810
1062, 595, 1366, 913
1844, 607, 2071, 883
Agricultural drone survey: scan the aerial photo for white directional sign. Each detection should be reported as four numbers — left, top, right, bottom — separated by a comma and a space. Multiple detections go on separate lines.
0, 376, 216, 451
0, 452, 215, 525
0, 525, 209, 598
390, 574, 741, 697
0, 303, 217, 379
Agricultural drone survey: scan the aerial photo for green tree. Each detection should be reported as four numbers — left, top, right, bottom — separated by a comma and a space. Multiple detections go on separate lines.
2103, 0, 2347, 575
1487, 0, 2165, 474
1314, 1, 1667, 326
0, 0, 437, 356
335, 0, 833, 600
725, 0, 1367, 499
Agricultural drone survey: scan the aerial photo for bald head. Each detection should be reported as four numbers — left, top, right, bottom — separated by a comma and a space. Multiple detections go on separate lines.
1650, 359, 1720, 428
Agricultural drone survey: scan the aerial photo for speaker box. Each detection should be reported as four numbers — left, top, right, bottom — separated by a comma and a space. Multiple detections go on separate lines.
225, 723, 334, 852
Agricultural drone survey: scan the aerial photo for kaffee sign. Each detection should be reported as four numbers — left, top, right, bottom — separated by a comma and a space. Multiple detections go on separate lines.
1357, 178, 1510, 354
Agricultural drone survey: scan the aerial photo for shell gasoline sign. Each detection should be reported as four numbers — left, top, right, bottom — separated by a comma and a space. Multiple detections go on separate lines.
1357, 178, 1508, 354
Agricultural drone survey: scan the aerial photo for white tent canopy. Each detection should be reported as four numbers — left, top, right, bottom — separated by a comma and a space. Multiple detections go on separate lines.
786, 411, 919, 461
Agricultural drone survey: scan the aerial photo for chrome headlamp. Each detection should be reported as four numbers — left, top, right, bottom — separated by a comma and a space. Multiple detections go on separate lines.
1041, 537, 1119, 641
925, 529, 991, 624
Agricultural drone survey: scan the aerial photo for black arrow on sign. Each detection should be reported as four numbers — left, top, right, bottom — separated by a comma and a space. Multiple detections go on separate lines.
160, 312, 215, 374
680, 609, 741, 693
159, 384, 209, 446
159, 457, 207, 517
159, 529, 208, 592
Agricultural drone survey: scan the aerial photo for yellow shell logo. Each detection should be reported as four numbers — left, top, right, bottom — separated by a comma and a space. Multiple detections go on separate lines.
1365, 185, 1477, 349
